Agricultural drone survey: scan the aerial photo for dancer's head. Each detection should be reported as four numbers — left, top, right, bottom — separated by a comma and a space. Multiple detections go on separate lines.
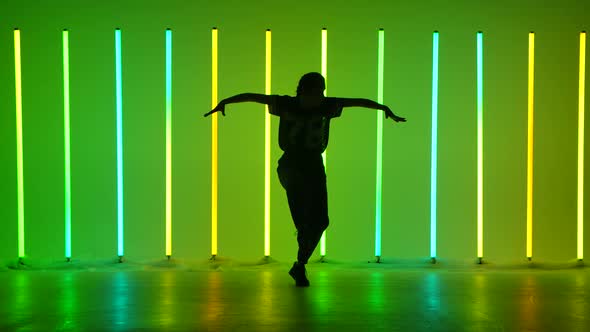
296, 72, 325, 96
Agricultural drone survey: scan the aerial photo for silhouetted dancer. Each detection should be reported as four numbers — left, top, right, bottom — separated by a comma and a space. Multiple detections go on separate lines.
204, 72, 406, 287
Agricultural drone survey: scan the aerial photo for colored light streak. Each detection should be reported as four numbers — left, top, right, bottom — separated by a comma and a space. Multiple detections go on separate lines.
578, 31, 586, 261
63, 29, 72, 259
477, 31, 484, 260
264, 29, 271, 257
211, 27, 219, 257
14, 28, 25, 259
115, 28, 124, 258
320, 27, 327, 257
165, 28, 172, 257
430, 31, 439, 259
375, 28, 384, 258
527, 32, 534, 260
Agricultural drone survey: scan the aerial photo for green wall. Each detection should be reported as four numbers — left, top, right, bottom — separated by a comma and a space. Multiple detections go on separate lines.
0, 0, 588, 264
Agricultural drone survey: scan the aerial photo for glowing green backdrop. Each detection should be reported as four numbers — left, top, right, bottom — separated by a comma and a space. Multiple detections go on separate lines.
0, 0, 588, 263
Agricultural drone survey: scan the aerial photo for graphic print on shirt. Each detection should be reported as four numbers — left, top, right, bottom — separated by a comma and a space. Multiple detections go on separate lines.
268, 95, 342, 154
281, 113, 329, 152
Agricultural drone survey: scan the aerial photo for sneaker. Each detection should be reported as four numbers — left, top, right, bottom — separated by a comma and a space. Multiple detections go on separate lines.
289, 262, 310, 287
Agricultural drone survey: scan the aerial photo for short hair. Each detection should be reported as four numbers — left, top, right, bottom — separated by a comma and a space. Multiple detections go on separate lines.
296, 72, 325, 95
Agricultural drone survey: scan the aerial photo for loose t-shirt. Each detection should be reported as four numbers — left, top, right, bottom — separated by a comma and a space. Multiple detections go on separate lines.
268, 95, 343, 155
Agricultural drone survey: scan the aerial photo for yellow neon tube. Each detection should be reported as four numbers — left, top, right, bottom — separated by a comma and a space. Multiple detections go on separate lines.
527, 32, 535, 259
211, 27, 219, 257
14, 28, 25, 259
264, 29, 271, 257
578, 31, 586, 261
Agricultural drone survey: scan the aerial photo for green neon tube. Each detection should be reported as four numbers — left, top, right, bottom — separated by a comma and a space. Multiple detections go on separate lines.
320, 27, 327, 257
14, 28, 25, 259
375, 28, 384, 258
115, 28, 124, 257
264, 29, 272, 257
477, 32, 484, 260
430, 31, 439, 259
578, 31, 586, 261
165, 28, 172, 257
63, 29, 72, 259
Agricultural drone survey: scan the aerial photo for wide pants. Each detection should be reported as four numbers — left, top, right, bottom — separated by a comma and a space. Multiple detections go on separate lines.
277, 152, 329, 264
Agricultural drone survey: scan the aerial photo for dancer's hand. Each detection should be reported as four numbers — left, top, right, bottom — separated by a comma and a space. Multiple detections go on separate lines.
384, 107, 406, 122
204, 102, 226, 117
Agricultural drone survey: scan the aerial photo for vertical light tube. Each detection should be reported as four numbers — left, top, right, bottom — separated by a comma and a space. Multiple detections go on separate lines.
526, 32, 535, 260
14, 28, 25, 259
115, 28, 124, 258
264, 29, 272, 257
430, 31, 439, 260
211, 27, 219, 257
63, 29, 72, 260
165, 28, 172, 257
320, 27, 327, 257
578, 31, 586, 261
375, 28, 384, 259
477, 32, 484, 261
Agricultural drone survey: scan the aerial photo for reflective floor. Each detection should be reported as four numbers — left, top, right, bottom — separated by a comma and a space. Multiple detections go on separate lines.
1, 261, 588, 331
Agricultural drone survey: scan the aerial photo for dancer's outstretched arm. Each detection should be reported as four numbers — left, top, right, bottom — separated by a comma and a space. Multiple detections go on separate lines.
204, 93, 271, 117
334, 97, 406, 122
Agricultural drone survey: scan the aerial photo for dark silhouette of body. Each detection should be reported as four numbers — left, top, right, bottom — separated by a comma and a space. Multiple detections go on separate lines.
204, 72, 406, 286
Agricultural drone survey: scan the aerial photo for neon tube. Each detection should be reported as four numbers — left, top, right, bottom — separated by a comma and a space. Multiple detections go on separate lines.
211, 27, 219, 257
63, 29, 72, 260
527, 32, 534, 260
578, 31, 586, 261
14, 28, 25, 259
264, 29, 271, 257
477, 32, 484, 261
375, 28, 384, 259
430, 31, 439, 260
115, 28, 124, 258
320, 27, 327, 257
165, 28, 172, 257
